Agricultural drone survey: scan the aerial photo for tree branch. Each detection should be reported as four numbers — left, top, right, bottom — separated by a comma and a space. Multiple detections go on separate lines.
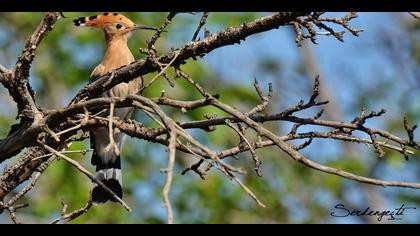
38, 142, 131, 212
162, 129, 177, 224
0, 12, 61, 161
70, 12, 308, 104
1, 12, 419, 224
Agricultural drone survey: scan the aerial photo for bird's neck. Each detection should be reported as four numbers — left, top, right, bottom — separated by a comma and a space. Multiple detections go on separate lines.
105, 33, 129, 48
102, 35, 134, 69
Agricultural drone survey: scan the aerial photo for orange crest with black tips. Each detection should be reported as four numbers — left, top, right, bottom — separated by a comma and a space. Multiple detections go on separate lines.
73, 12, 135, 28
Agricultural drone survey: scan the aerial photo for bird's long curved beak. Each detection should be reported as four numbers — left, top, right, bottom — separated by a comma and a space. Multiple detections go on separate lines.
132, 24, 160, 31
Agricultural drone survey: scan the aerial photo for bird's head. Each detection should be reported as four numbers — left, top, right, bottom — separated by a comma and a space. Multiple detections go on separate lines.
73, 13, 159, 39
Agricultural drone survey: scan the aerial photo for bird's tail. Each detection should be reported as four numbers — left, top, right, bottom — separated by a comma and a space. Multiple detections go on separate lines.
91, 154, 123, 204
90, 129, 123, 204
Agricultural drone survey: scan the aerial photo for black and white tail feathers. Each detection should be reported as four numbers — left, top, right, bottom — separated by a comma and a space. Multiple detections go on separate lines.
90, 133, 123, 204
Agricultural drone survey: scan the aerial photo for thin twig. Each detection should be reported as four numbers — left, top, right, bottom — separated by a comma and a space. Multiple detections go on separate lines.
139, 50, 180, 93
225, 120, 262, 177
38, 142, 131, 212
162, 130, 177, 224
7, 172, 42, 206
180, 70, 420, 189
56, 124, 82, 137
104, 102, 120, 155
148, 12, 176, 50
7, 203, 29, 224
44, 126, 60, 142
192, 12, 210, 41
129, 94, 245, 175
231, 175, 266, 208
31, 149, 93, 162
50, 197, 93, 224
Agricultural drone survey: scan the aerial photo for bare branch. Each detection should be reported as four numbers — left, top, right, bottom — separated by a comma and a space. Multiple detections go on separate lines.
162, 130, 177, 224
104, 102, 120, 156
245, 79, 273, 116
70, 12, 308, 105
5, 203, 29, 224
192, 12, 209, 41
50, 197, 93, 224
292, 12, 363, 46
409, 12, 420, 20
231, 175, 266, 208
181, 159, 206, 179
179, 71, 420, 189
38, 142, 131, 212
139, 50, 181, 93
7, 172, 42, 207
2, 12, 60, 116
147, 12, 176, 52
151, 95, 215, 111
404, 116, 419, 149
226, 119, 262, 177
0, 64, 8, 82
1, 12, 419, 224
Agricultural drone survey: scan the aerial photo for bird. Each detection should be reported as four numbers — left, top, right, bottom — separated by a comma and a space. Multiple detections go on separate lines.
73, 13, 159, 204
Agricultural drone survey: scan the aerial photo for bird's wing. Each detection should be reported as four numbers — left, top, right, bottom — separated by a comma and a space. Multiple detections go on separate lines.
90, 63, 106, 82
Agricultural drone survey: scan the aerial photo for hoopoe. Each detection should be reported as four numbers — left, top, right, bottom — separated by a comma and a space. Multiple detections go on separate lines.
73, 13, 159, 203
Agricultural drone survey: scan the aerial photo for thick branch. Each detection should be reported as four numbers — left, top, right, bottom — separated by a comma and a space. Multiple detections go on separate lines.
1, 13, 419, 224
0, 12, 60, 161
1, 13, 309, 200
1, 12, 59, 117
70, 12, 307, 104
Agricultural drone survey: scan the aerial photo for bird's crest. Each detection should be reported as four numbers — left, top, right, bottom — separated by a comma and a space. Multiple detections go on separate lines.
73, 13, 135, 28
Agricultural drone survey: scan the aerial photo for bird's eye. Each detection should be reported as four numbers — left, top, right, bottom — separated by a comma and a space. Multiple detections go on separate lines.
116, 24, 123, 29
